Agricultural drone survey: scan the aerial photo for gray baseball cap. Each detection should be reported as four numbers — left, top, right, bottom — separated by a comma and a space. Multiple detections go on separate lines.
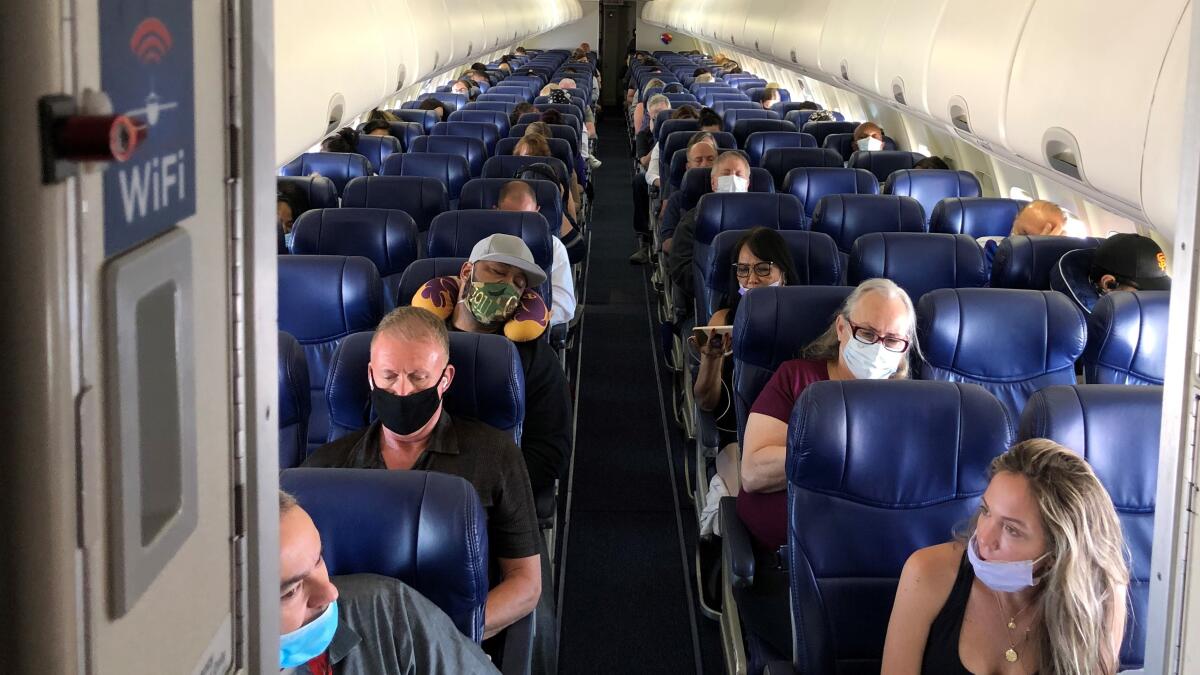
468, 234, 547, 287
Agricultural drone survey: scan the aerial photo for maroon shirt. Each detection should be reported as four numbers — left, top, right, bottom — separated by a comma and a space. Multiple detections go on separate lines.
736, 358, 830, 550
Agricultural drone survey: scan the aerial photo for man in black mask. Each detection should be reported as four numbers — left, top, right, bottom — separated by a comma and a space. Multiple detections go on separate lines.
303, 306, 542, 642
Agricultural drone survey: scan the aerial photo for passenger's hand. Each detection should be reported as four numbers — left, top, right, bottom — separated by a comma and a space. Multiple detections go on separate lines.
692, 330, 729, 359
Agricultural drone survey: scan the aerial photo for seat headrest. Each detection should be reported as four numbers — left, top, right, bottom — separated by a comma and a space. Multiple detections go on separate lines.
883, 170, 982, 225
426, 209, 553, 272
721, 108, 780, 133
408, 136, 488, 178
352, 135, 403, 174
432, 121, 500, 155
278, 152, 372, 196
280, 468, 489, 642
991, 235, 1101, 290
381, 153, 472, 201
848, 151, 927, 183
848, 232, 988, 303
391, 109, 438, 134
661, 130, 736, 161
788, 380, 1010, 505
929, 197, 1023, 238
783, 167, 879, 218
277, 255, 384, 342
732, 285, 853, 370
744, 131, 818, 166
799, 120, 859, 145
290, 207, 419, 280
707, 229, 841, 305
341, 176, 449, 231
731, 119, 796, 146
278, 175, 339, 209
1083, 291, 1169, 385
416, 91, 467, 113
457, 178, 563, 234
278, 331, 310, 470
811, 194, 927, 253
761, 148, 845, 189
695, 192, 807, 246
712, 100, 762, 116
447, 109, 511, 135
678, 167, 775, 210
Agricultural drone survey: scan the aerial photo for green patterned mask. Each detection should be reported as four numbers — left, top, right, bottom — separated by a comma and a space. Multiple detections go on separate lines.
465, 279, 522, 325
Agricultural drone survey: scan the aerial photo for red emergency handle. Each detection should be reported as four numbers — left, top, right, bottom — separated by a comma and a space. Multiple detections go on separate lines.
55, 114, 146, 162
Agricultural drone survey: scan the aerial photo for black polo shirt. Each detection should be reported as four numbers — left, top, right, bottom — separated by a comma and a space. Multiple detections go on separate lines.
303, 412, 540, 560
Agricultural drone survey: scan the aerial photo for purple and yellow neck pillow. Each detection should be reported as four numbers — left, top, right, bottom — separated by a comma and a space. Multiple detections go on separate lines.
411, 276, 549, 342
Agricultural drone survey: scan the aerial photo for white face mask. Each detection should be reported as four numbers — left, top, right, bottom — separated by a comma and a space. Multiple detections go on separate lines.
967, 534, 1049, 593
715, 174, 749, 193
737, 279, 782, 296
857, 137, 884, 152
841, 336, 904, 380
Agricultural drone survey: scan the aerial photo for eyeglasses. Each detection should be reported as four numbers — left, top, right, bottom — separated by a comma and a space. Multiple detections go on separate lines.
732, 261, 776, 279
847, 320, 910, 353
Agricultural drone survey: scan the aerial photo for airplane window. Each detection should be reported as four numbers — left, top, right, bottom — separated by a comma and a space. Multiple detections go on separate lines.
1008, 186, 1033, 202
1062, 213, 1089, 238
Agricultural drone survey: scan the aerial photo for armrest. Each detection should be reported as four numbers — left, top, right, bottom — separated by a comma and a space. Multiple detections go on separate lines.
696, 406, 720, 452
763, 660, 797, 675
499, 609, 535, 675
548, 323, 568, 351
534, 484, 556, 527
720, 497, 756, 589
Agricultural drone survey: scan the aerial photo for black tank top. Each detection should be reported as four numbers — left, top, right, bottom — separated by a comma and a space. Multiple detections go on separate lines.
921, 552, 1039, 675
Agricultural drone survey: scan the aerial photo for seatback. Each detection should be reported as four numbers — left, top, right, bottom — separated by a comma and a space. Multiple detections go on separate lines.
416, 91, 468, 113
731, 286, 854, 443
732, 78, 769, 92
408, 135, 488, 178
929, 197, 1023, 238
381, 121, 424, 152
883, 170, 983, 225
510, 123, 580, 156
280, 468, 489, 642
705, 229, 842, 319
991, 235, 1102, 290
721, 108, 780, 133
785, 110, 847, 128
458, 177, 564, 237
849, 232, 989, 304
783, 167, 880, 218
712, 100, 763, 116
277, 255, 385, 449
447, 109, 511, 136
432, 121, 500, 156
380, 153, 471, 202
917, 288, 1087, 424
391, 109, 439, 134
324, 331, 525, 443
661, 131, 737, 186
278, 331, 310, 470
341, 176, 449, 233
278, 152, 371, 196
811, 194, 927, 267
666, 93, 698, 106
1082, 291, 1169, 385
481, 154, 571, 194
705, 91, 752, 107
351, 134, 403, 174
848, 151, 928, 183
823, 134, 900, 162
800, 120, 859, 146
426, 210, 554, 306
678, 167, 776, 211
746, 87, 790, 103
289, 208, 420, 307
786, 380, 1011, 674
1017, 384, 1162, 669
657, 119, 702, 153
277, 175, 339, 209
516, 112, 581, 138
761, 148, 845, 189
394, 257, 468, 309
476, 93, 524, 104
731, 119, 797, 147
744, 132, 818, 167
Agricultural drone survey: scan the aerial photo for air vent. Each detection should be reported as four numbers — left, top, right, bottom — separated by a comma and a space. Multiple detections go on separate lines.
467, 41, 473, 57
790, 49, 798, 64
892, 77, 906, 105
395, 65, 407, 92
755, 40, 761, 52
1044, 127, 1084, 182
948, 97, 971, 133
730, 34, 736, 45
839, 60, 849, 81
325, 93, 345, 135
432, 50, 440, 70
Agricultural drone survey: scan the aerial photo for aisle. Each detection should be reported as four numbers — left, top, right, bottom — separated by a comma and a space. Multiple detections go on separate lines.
556, 118, 722, 673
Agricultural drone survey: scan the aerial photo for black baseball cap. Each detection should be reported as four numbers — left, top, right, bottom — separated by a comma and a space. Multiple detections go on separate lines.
1089, 234, 1171, 291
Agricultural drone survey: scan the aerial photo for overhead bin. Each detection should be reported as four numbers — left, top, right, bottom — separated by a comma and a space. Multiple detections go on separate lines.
818, 0, 896, 88
400, 0, 454, 80
449, 0, 488, 64
871, 0, 951, 115
1006, 0, 1189, 205
716, 0, 753, 49
769, 0, 834, 71
1141, 3, 1191, 241
743, 0, 784, 56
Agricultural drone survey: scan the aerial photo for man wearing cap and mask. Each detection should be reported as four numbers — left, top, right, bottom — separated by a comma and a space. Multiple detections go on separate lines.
302, 306, 542, 643
1052, 232, 1171, 314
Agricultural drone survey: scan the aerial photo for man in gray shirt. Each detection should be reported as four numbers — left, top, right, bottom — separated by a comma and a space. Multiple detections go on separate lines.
279, 490, 498, 674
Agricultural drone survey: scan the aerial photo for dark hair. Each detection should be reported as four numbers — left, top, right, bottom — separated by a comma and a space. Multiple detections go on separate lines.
361, 119, 391, 135
698, 107, 722, 129
671, 106, 699, 120
510, 102, 535, 127
471, 62, 487, 72
499, 54, 512, 64
913, 156, 951, 170
321, 127, 359, 153
419, 97, 445, 112
693, 67, 709, 77
663, 82, 687, 94
725, 227, 798, 323
366, 108, 397, 123
795, 101, 821, 111
540, 109, 563, 126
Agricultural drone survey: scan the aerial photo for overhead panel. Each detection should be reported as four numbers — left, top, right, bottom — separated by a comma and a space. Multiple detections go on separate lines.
1141, 3, 1191, 240
769, 0, 834, 71
449, 0, 488, 65
743, 0, 784, 58
402, 0, 454, 81
872, 0, 951, 116
718, 0, 753, 50
818, 0, 895, 89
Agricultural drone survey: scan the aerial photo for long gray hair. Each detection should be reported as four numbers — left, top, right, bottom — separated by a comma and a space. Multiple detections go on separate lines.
800, 278, 920, 378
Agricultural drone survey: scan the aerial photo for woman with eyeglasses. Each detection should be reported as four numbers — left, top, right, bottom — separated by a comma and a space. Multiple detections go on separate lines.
736, 277, 919, 657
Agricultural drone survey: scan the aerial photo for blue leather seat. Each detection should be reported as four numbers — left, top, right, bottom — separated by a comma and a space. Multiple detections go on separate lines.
476, 93, 524, 104
732, 78, 768, 92
447, 109, 511, 137
783, 167, 879, 218
278, 331, 310, 470
488, 85, 534, 101
800, 121, 859, 146
849, 232, 989, 304
533, 103, 585, 121
665, 93, 698, 106
426, 210, 554, 307
731, 119, 796, 148
780, 379, 1012, 674
391, 109, 439, 134
416, 91, 468, 113
772, 103, 821, 117
277, 175, 339, 209
785, 110, 846, 128
465, 101, 518, 115
883, 170, 983, 226
511, 123, 580, 157
712, 100, 763, 116
848, 151, 928, 184
722, 108, 780, 133
278, 152, 371, 196
351, 134, 403, 174
917, 288, 1087, 424
822, 133, 900, 162
289, 208, 419, 308
1082, 291, 1169, 385
990, 235, 1101, 290
661, 132, 738, 192
408, 135, 488, 178
432, 121, 500, 156
341, 176, 449, 233
677, 167, 776, 212
761, 148, 845, 189
482, 155, 571, 195
1017, 384, 1161, 669
280, 468, 490, 642
704, 230, 842, 320
376, 121, 424, 152
324, 331, 525, 443
744, 132, 818, 167
494, 137, 576, 185
811, 194, 927, 272
394, 257, 468, 309
380, 153, 471, 204
705, 91, 752, 107
277, 255, 385, 450
458, 177, 564, 237
656, 119, 702, 154
746, 87, 789, 103
516, 111, 581, 139
929, 197, 1023, 238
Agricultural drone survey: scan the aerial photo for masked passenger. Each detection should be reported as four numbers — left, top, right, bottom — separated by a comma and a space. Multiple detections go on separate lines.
666, 150, 753, 302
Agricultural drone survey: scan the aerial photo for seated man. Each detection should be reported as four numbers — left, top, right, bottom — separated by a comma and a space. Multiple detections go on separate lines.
278, 490, 498, 674
1056, 232, 1172, 314
853, 121, 885, 152
978, 199, 1068, 269
496, 180, 577, 326
666, 150, 752, 304
630, 93, 673, 261
760, 86, 783, 110
303, 308, 542, 640
659, 133, 719, 255
697, 107, 722, 133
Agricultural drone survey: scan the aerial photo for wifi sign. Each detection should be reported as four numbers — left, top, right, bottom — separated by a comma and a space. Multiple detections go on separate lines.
130, 18, 173, 64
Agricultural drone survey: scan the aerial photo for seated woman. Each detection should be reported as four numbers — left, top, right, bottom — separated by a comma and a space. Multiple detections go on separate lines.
276, 179, 310, 253
418, 97, 447, 121
694, 227, 800, 537
509, 101, 535, 129
320, 127, 359, 153
518, 127, 582, 220
361, 108, 399, 137
631, 78, 666, 133
759, 85, 783, 110
882, 439, 1128, 675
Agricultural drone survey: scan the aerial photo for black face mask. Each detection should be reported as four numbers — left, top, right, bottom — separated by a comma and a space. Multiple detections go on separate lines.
370, 367, 446, 436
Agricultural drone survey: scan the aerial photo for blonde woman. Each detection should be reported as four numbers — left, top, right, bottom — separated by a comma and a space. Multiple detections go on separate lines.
631, 78, 666, 132
883, 439, 1129, 675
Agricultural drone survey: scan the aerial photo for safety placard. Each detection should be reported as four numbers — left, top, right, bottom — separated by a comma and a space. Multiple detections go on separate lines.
100, 0, 196, 258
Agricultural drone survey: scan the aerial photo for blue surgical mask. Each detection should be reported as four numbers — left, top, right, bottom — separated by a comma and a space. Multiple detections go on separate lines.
966, 534, 1049, 593
279, 600, 339, 669
842, 337, 903, 380
283, 230, 296, 252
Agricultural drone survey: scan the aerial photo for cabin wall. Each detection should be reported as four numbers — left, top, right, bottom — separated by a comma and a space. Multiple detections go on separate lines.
524, 0, 599, 50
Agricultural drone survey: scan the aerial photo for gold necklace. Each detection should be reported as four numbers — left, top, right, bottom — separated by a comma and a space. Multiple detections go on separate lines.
992, 590, 1034, 663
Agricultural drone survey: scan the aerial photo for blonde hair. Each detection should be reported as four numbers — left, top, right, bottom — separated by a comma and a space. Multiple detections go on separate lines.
539, 83, 561, 97
976, 439, 1130, 675
695, 73, 714, 84
515, 133, 551, 158
642, 78, 665, 96
374, 306, 449, 357
801, 278, 919, 377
